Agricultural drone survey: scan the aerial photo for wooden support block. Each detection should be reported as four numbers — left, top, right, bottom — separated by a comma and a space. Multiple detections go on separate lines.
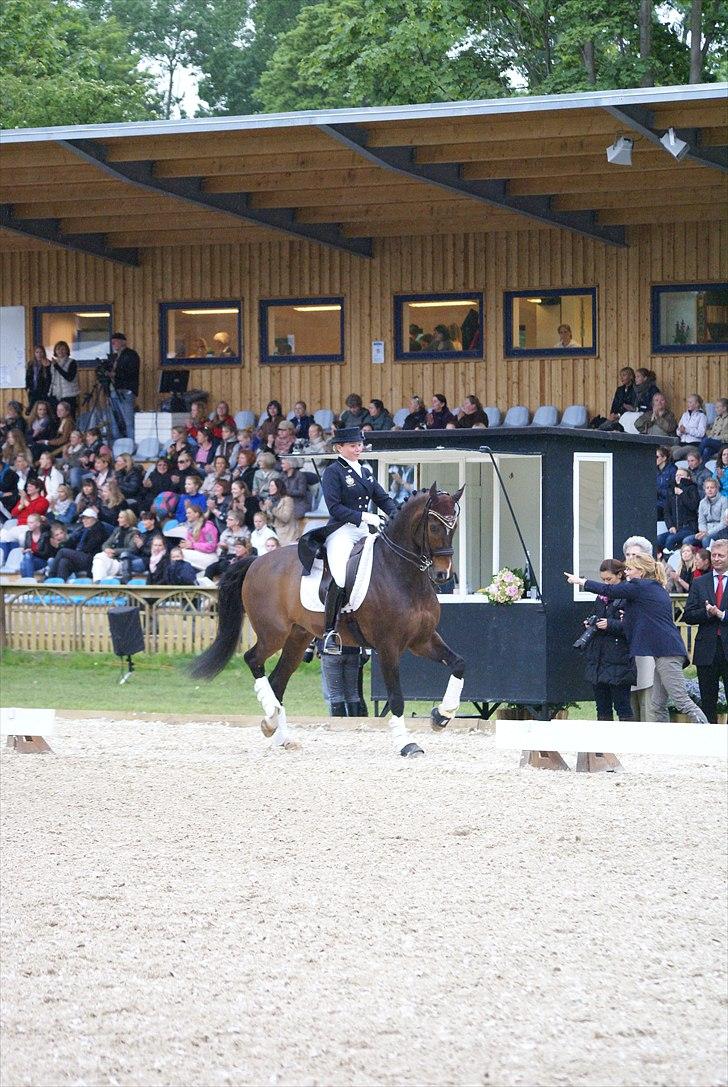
576, 751, 624, 773
6, 735, 53, 754
519, 749, 570, 771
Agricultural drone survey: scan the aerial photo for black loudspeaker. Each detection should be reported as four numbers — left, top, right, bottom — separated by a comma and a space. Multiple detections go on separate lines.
108, 606, 145, 657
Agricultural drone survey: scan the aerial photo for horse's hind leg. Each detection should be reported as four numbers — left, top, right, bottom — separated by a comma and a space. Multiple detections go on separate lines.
265, 625, 312, 747
411, 631, 465, 731
243, 634, 287, 739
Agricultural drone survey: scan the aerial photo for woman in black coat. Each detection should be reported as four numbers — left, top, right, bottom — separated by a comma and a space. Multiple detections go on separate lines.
579, 559, 636, 720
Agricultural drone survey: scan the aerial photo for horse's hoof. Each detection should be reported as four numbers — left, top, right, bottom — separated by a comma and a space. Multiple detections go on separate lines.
400, 742, 424, 758
430, 707, 450, 731
260, 716, 277, 738
283, 739, 302, 752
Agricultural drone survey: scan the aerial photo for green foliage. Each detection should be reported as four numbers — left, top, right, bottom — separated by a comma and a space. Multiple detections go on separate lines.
0, 0, 160, 128
256, 0, 505, 111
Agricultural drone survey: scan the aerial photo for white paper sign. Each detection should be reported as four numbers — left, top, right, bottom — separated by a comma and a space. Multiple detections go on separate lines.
0, 306, 26, 389
0, 707, 57, 736
371, 340, 385, 365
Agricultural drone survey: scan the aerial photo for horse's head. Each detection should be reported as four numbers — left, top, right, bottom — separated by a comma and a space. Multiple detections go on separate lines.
422, 481, 464, 581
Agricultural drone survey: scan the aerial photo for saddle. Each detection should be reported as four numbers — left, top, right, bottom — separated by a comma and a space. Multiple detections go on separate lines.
316, 536, 367, 608
297, 532, 373, 647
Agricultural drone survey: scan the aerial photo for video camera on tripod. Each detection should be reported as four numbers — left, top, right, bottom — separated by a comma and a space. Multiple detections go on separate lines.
93, 357, 115, 395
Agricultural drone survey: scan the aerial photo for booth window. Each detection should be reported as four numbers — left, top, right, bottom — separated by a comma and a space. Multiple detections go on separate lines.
260, 298, 345, 363
504, 288, 597, 356
160, 301, 242, 365
379, 453, 541, 600
395, 293, 483, 360
33, 305, 112, 367
651, 283, 728, 353
573, 453, 613, 600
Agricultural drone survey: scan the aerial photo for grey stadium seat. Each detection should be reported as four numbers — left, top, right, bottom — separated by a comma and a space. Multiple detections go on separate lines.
392, 408, 409, 428
484, 406, 502, 427
314, 408, 335, 432
559, 404, 588, 428
503, 406, 530, 427
112, 438, 135, 458
234, 410, 256, 430
531, 405, 559, 427
133, 436, 162, 462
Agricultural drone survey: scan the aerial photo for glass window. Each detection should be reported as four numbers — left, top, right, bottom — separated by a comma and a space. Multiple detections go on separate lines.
504, 288, 597, 356
651, 283, 728, 353
34, 305, 112, 367
573, 454, 613, 598
395, 293, 483, 360
260, 297, 344, 363
161, 301, 241, 365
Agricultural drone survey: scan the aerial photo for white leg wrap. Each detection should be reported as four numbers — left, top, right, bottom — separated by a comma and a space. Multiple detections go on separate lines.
438, 674, 464, 718
271, 707, 290, 747
254, 677, 282, 720
388, 714, 410, 752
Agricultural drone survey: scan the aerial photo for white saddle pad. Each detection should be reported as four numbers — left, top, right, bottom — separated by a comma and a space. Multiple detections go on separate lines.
299, 533, 377, 614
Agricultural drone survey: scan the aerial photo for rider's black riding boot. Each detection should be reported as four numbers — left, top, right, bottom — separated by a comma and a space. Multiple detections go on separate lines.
322, 582, 345, 655
330, 701, 347, 717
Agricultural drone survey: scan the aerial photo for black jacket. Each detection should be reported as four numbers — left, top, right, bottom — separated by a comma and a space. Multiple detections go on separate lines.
67, 521, 108, 555
663, 477, 701, 532
22, 527, 53, 560
581, 594, 637, 688
683, 572, 728, 666
610, 382, 638, 416
0, 465, 19, 511
110, 347, 140, 396
403, 408, 427, 430
25, 360, 52, 405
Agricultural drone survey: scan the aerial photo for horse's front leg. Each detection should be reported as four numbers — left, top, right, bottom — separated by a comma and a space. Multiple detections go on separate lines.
411, 631, 465, 731
378, 647, 424, 758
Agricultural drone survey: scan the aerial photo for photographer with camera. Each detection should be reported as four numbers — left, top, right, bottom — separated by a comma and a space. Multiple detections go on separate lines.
105, 332, 140, 442
574, 558, 636, 721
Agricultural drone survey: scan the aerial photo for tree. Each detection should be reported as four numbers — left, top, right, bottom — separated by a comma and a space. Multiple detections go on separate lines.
0, 0, 160, 128
256, 0, 506, 111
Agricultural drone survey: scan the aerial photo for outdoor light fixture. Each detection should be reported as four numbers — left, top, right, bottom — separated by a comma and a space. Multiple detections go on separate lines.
408, 300, 475, 308
180, 308, 239, 315
605, 136, 633, 166
660, 127, 689, 161
292, 305, 342, 312
75, 311, 111, 317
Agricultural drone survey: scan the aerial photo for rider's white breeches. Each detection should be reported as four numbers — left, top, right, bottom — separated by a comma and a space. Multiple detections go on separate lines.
325, 522, 368, 587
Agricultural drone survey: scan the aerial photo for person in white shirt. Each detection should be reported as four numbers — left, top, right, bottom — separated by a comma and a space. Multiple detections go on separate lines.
676, 393, 708, 445
554, 323, 581, 349
250, 510, 278, 555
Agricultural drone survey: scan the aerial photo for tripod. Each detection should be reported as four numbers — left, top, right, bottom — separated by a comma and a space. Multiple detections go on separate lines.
79, 381, 127, 441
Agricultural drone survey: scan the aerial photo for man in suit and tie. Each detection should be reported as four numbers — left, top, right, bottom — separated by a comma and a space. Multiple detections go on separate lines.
683, 539, 728, 722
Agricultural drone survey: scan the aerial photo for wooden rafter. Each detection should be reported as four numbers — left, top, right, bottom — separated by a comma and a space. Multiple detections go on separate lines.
319, 122, 626, 248
0, 203, 138, 266
58, 138, 373, 258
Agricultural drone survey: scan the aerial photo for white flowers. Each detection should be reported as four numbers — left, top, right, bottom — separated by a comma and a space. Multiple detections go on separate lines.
479, 567, 524, 605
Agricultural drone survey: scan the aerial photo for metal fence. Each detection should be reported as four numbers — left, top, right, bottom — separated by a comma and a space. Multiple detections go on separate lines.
0, 584, 254, 655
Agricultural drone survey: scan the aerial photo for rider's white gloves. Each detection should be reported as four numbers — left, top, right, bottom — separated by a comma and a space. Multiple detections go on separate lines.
361, 511, 383, 527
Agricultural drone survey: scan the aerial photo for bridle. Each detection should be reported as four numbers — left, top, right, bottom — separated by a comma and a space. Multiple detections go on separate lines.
379, 492, 460, 574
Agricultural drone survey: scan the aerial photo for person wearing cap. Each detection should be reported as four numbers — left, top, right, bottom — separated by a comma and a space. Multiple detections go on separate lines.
49, 507, 108, 580
315, 426, 396, 654
107, 332, 140, 442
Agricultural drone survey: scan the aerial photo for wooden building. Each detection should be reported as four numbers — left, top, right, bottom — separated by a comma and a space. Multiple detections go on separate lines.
1, 83, 726, 421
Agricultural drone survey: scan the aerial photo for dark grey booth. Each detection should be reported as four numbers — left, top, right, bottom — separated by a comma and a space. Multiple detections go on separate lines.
365, 427, 661, 718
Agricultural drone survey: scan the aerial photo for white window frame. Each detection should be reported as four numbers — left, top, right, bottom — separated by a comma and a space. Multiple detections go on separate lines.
572, 452, 613, 601
374, 450, 542, 603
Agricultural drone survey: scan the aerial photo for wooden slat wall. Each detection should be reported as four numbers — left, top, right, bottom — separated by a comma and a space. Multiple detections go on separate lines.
1, 221, 725, 419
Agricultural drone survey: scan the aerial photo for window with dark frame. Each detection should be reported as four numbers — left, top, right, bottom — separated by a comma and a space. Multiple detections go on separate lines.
259, 297, 345, 363
395, 293, 483, 360
160, 301, 242, 365
33, 305, 113, 367
651, 283, 728, 353
504, 288, 597, 357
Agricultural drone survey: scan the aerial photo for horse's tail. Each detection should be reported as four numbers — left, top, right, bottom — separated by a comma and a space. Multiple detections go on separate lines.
188, 557, 257, 680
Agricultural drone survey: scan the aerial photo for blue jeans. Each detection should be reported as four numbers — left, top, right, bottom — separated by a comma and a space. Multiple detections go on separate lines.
20, 553, 47, 578
657, 527, 695, 552
109, 388, 135, 441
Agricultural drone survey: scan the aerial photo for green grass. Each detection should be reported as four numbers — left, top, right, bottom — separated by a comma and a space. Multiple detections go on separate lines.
0, 648, 602, 720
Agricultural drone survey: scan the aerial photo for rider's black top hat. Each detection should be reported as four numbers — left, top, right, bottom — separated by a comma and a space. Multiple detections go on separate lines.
331, 426, 364, 445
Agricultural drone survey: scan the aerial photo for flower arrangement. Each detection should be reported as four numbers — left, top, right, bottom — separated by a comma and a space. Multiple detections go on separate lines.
479, 567, 524, 604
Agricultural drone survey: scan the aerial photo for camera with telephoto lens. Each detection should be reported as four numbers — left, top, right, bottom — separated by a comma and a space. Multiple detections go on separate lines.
573, 614, 598, 650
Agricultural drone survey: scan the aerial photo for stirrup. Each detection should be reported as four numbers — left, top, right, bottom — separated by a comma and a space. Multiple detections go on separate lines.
322, 630, 343, 656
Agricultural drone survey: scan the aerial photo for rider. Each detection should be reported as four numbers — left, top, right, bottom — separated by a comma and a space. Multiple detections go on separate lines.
320, 426, 397, 655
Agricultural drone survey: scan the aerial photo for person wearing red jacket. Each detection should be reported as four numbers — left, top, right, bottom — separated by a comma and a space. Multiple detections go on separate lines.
0, 477, 49, 562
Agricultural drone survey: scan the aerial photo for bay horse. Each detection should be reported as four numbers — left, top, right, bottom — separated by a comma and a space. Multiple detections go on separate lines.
190, 483, 466, 757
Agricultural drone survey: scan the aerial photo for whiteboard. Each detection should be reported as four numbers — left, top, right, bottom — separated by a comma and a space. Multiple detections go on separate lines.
0, 306, 26, 389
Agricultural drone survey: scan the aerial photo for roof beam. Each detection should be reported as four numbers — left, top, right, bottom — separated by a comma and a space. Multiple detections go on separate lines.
604, 104, 728, 174
0, 204, 138, 266
320, 122, 625, 248
58, 138, 373, 258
